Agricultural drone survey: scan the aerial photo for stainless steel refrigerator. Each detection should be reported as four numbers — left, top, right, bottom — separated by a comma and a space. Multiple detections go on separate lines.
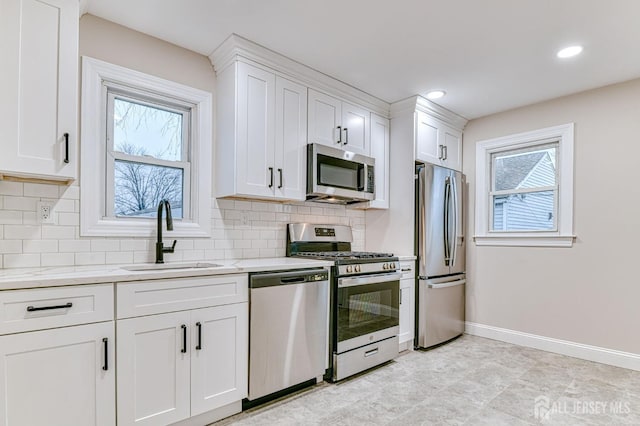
415, 163, 466, 349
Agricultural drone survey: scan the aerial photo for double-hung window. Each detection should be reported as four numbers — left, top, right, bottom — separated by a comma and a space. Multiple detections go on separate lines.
475, 123, 574, 247
81, 57, 212, 237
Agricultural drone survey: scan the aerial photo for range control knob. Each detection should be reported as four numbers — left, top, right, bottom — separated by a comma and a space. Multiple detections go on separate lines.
382, 263, 388, 270
355, 265, 361, 273
390, 262, 397, 270
346, 266, 353, 273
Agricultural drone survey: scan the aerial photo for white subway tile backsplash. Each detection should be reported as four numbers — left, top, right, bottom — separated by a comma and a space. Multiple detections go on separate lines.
0, 182, 366, 269
23, 240, 58, 253
105, 251, 134, 265
5, 225, 41, 240
41, 253, 75, 267
0, 240, 22, 254
75, 252, 106, 265
24, 184, 59, 198
3, 196, 38, 211
58, 212, 79, 226
0, 182, 23, 196
42, 225, 76, 240
90, 239, 120, 252
59, 239, 91, 252
0, 211, 23, 225
4, 253, 40, 268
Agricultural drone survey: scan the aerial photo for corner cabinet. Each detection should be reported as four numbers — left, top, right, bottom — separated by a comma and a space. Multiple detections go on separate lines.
368, 114, 390, 209
0, 0, 78, 183
308, 89, 370, 156
0, 284, 115, 426
415, 110, 463, 172
115, 274, 248, 426
215, 61, 307, 201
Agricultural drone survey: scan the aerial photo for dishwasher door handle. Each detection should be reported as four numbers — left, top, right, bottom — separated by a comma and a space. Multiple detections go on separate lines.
280, 277, 306, 284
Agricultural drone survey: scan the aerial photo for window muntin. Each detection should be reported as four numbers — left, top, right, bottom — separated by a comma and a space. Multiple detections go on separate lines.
105, 89, 192, 220
489, 142, 558, 232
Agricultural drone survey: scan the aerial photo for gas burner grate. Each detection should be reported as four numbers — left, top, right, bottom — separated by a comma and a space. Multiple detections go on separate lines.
295, 251, 394, 259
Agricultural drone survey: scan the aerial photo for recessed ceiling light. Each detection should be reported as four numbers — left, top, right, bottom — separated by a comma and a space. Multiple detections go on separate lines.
426, 90, 446, 100
557, 45, 583, 59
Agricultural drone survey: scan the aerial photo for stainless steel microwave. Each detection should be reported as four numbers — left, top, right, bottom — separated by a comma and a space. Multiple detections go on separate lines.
306, 143, 375, 204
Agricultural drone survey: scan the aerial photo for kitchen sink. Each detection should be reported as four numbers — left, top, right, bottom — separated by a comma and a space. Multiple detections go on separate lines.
121, 262, 223, 272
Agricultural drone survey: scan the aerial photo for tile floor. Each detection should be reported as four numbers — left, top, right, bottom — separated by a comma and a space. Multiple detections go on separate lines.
215, 335, 640, 425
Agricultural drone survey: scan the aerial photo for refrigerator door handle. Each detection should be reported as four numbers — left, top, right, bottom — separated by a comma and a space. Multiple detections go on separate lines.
427, 279, 466, 289
443, 177, 450, 265
450, 175, 459, 268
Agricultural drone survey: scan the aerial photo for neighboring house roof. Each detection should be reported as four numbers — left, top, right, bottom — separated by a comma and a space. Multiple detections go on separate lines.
495, 152, 545, 191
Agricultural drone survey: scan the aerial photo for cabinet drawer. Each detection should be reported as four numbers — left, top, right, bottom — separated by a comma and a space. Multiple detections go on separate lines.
0, 284, 114, 335
116, 274, 248, 319
399, 261, 415, 279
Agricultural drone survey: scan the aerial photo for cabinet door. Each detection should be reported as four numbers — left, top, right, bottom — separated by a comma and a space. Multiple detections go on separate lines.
236, 62, 276, 198
441, 124, 463, 172
117, 312, 191, 426
274, 77, 307, 201
369, 114, 390, 209
0, 0, 78, 181
308, 89, 341, 148
399, 278, 415, 346
341, 102, 370, 155
0, 322, 115, 426
191, 303, 248, 416
415, 111, 442, 166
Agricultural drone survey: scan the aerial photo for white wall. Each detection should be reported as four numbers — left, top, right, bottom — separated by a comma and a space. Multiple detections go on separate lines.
0, 15, 364, 269
464, 77, 640, 355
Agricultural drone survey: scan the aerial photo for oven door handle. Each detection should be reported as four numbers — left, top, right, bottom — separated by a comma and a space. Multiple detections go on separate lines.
338, 272, 402, 288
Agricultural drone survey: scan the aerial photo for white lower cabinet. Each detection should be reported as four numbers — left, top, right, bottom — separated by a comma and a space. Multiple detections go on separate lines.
398, 261, 415, 351
116, 275, 249, 426
0, 321, 115, 426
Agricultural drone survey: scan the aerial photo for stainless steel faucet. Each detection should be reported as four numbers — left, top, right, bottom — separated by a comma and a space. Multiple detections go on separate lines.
156, 199, 177, 263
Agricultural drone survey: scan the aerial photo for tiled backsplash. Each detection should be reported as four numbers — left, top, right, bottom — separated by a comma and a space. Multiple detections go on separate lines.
0, 181, 365, 269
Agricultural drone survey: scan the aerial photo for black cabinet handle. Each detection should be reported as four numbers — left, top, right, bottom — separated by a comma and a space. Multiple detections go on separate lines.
277, 168, 283, 189
196, 322, 202, 350
181, 324, 187, 354
63, 133, 69, 164
337, 126, 342, 144
268, 167, 274, 188
26, 302, 72, 312
102, 338, 109, 371
344, 128, 348, 145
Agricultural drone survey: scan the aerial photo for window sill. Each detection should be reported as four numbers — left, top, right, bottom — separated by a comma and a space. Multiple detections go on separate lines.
473, 234, 575, 247
81, 218, 210, 238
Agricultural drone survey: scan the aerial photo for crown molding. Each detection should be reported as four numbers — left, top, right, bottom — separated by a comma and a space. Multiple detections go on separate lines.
209, 34, 391, 117
79, 0, 89, 16
390, 95, 468, 130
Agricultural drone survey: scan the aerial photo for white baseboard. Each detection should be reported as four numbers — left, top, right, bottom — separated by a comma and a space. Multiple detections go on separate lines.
465, 321, 640, 372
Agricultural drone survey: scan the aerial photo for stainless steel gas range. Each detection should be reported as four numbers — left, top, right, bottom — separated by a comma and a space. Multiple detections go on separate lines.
287, 223, 400, 381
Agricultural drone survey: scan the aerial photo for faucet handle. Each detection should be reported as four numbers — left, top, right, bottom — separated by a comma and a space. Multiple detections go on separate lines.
163, 240, 177, 253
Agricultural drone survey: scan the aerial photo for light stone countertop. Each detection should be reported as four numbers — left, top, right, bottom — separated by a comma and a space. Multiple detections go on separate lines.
397, 255, 417, 261
0, 257, 334, 291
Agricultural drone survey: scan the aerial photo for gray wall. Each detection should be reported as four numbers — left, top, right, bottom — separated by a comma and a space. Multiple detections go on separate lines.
463, 77, 640, 354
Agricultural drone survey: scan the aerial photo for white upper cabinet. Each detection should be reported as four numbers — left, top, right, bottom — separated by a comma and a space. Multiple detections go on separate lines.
0, 0, 78, 183
216, 61, 307, 201
369, 114, 390, 209
308, 89, 370, 156
415, 110, 463, 171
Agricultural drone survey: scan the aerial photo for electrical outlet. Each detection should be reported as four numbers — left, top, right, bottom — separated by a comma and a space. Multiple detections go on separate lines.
37, 201, 55, 224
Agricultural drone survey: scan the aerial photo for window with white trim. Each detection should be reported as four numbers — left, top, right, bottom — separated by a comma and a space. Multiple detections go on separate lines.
475, 123, 574, 247
80, 57, 212, 237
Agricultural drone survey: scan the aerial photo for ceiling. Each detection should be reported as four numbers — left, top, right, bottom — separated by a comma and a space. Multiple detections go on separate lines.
85, 0, 640, 120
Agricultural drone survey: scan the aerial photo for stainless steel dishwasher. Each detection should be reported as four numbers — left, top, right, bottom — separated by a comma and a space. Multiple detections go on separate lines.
247, 268, 329, 401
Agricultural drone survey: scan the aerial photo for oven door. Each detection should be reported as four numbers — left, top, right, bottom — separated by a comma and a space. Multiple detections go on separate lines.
336, 272, 400, 353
